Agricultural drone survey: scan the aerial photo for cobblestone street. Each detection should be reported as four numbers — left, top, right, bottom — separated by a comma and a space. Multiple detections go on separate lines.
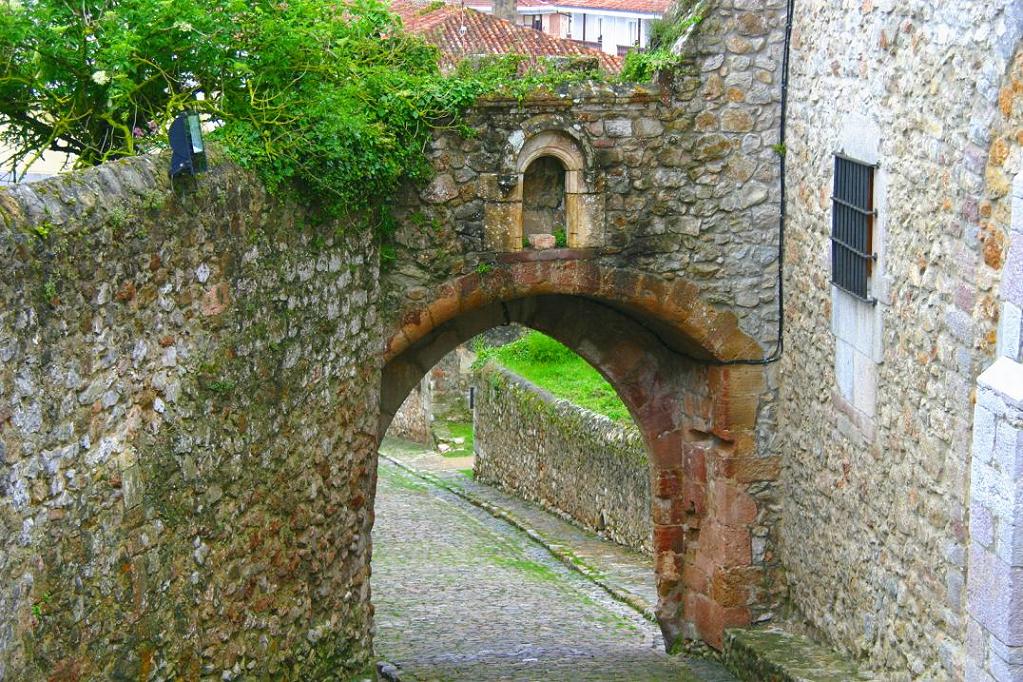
372, 439, 737, 681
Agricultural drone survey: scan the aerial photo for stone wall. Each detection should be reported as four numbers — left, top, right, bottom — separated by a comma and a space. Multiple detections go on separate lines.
965, 165, 1023, 681
473, 363, 652, 554
389, 386, 432, 445
0, 154, 381, 679
0, 0, 801, 667
380, 3, 792, 641
780, 1, 1023, 677
384, 0, 790, 357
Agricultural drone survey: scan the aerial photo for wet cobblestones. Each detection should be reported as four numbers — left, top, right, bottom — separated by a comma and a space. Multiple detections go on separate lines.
372, 443, 737, 681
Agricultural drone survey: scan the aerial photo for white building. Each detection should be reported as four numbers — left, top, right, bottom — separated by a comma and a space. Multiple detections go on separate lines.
466, 0, 668, 56
0, 129, 71, 186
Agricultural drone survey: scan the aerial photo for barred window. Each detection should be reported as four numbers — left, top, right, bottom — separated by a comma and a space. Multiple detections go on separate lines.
831, 155, 877, 303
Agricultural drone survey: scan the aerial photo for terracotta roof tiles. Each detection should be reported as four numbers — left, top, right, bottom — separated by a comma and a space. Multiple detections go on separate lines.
392, 1, 623, 73
466, 0, 670, 16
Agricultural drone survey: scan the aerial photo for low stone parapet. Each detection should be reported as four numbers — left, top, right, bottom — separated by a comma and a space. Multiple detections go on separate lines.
472, 363, 651, 554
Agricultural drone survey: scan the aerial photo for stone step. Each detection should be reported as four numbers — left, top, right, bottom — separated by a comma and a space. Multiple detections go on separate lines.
723, 627, 869, 682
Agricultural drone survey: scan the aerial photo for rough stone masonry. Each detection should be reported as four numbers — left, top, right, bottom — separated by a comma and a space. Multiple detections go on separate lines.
0, 155, 381, 679
781, 1, 1023, 678
473, 363, 653, 554
0, 0, 809, 677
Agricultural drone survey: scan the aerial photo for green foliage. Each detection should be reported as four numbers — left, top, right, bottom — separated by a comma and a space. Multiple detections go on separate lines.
30, 221, 52, 240
437, 420, 474, 458
205, 379, 236, 394
475, 262, 493, 275
42, 277, 57, 302
475, 331, 631, 423
619, 10, 703, 83
553, 228, 567, 248
0, 0, 600, 224
772, 142, 787, 156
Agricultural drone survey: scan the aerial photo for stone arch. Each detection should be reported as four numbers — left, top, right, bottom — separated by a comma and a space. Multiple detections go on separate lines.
483, 129, 603, 251
380, 256, 772, 650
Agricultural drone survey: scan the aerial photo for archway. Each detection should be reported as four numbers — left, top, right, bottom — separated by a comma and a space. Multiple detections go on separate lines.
378, 257, 771, 650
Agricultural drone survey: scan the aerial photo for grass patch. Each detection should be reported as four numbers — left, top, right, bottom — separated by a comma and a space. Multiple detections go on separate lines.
475, 331, 631, 424
377, 462, 430, 492
435, 419, 474, 457
457, 468, 474, 479
492, 556, 561, 582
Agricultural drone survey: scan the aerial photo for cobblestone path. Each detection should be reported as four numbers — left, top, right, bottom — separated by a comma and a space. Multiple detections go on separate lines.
372, 441, 737, 681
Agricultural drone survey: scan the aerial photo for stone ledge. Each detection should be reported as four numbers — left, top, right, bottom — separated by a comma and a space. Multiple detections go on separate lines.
978, 356, 1023, 407
722, 627, 868, 682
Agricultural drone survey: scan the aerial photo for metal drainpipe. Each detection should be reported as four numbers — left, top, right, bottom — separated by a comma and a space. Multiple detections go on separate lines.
712, 0, 794, 367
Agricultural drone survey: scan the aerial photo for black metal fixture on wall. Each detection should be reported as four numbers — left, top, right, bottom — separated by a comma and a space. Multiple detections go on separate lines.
168, 111, 207, 179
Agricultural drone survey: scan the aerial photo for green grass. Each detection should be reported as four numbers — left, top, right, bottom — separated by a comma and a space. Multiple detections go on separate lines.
457, 468, 475, 479
475, 331, 631, 424
435, 420, 474, 457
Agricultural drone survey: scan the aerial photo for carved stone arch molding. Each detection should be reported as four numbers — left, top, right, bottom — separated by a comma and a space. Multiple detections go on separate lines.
482, 119, 604, 251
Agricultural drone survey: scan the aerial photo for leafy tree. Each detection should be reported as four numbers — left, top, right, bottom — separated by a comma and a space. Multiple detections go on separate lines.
0, 0, 522, 215
0, 0, 629, 220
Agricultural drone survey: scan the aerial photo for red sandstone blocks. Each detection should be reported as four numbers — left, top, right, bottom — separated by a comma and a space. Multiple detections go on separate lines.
685, 592, 751, 650
683, 481, 707, 518
426, 287, 460, 331
654, 469, 684, 498
684, 446, 708, 484
649, 429, 686, 469
700, 521, 752, 567
652, 497, 689, 525
653, 524, 686, 553
709, 566, 761, 608
710, 482, 758, 526
683, 562, 710, 595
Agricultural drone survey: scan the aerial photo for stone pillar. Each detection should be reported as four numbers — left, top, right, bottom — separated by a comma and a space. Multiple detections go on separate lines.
966, 178, 1023, 681
564, 169, 604, 248
966, 359, 1023, 681
996, 175, 1023, 363
481, 172, 523, 251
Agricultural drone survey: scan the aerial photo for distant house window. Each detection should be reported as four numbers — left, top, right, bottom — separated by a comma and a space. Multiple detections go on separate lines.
831, 155, 877, 303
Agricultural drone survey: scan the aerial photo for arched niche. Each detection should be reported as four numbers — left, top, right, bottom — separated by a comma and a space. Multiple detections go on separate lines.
483, 129, 603, 251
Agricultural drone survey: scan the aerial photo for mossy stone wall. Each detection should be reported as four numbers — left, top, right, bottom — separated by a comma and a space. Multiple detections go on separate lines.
0, 154, 380, 679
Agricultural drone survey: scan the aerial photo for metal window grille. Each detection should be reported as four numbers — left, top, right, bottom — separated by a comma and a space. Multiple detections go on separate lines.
831, 154, 877, 303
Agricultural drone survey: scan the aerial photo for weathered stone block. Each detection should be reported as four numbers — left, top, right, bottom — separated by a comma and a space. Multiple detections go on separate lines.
634, 118, 665, 137
1000, 302, 1023, 361
980, 359, 1023, 409
565, 192, 604, 248
483, 201, 523, 252
527, 233, 556, 249
606, 119, 633, 137
968, 544, 1023, 646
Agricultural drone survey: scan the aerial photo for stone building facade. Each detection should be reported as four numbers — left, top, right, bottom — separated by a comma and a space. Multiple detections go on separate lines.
780, 1, 1023, 679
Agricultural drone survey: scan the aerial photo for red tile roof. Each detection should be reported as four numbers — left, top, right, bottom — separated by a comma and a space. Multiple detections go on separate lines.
466, 0, 670, 16
392, 1, 622, 73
